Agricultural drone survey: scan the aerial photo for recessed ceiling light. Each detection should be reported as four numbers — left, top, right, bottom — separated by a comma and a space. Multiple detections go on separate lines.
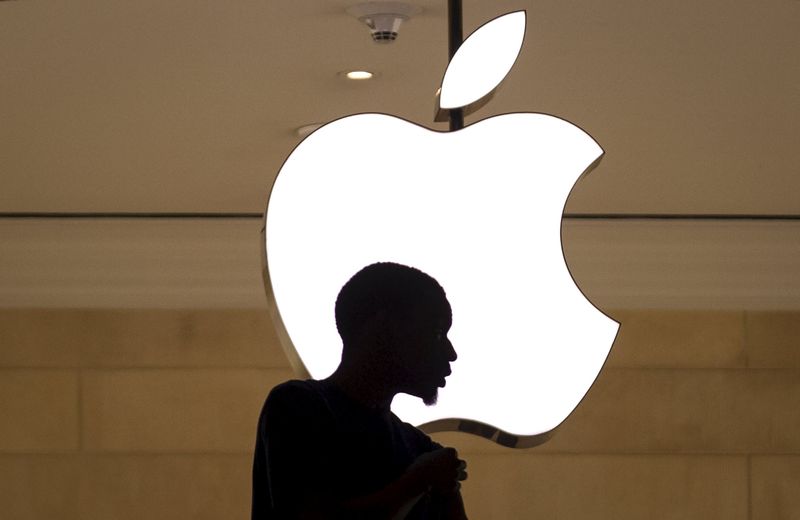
343, 70, 374, 80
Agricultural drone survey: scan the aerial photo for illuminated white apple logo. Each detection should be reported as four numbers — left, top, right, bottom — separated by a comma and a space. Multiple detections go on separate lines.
262, 11, 619, 448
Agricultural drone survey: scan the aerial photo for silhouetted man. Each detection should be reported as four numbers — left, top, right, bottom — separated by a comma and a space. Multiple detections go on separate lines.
252, 262, 468, 519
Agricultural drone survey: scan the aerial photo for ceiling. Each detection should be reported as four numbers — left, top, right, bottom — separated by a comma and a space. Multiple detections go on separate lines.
1, 0, 798, 216
1, 0, 798, 310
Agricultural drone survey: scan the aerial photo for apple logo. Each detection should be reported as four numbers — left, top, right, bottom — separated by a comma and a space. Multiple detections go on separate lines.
262, 11, 619, 448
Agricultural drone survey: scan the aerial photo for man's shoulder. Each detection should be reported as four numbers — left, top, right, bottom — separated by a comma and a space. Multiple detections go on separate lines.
258, 379, 335, 435
268, 378, 321, 397
388, 412, 442, 454
265, 378, 330, 411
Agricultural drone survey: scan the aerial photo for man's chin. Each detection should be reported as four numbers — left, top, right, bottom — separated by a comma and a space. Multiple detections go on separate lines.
422, 389, 439, 406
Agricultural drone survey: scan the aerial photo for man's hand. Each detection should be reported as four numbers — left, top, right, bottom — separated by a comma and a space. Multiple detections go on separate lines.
343, 447, 469, 520
407, 447, 468, 495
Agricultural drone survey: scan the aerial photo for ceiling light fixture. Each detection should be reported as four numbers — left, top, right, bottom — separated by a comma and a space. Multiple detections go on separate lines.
344, 70, 374, 80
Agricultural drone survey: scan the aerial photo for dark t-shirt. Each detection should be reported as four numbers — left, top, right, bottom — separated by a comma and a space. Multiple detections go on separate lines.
251, 378, 442, 519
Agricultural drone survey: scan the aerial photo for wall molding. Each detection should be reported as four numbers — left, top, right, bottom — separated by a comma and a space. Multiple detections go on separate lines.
1, 218, 798, 309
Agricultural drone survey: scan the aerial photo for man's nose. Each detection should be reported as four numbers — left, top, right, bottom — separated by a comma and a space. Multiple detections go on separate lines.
446, 339, 457, 362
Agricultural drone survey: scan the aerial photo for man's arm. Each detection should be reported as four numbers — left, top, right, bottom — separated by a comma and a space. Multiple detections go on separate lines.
410, 448, 468, 520
337, 447, 468, 519
439, 489, 468, 520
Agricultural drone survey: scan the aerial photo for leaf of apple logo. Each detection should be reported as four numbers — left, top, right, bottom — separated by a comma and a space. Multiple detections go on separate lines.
263, 10, 619, 448
436, 11, 526, 121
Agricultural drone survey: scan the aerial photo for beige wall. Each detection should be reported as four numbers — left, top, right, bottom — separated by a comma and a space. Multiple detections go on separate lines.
0, 309, 798, 519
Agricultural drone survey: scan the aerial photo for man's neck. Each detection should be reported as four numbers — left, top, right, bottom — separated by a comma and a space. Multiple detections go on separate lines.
327, 363, 395, 412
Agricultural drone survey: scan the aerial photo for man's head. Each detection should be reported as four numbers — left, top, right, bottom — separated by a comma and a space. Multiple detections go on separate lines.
335, 262, 456, 405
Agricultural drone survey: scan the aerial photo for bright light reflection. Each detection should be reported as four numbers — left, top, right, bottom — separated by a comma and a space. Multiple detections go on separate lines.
265, 113, 618, 441
345, 70, 374, 80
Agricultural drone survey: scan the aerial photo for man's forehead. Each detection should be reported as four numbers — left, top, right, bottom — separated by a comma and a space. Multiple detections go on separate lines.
405, 298, 451, 325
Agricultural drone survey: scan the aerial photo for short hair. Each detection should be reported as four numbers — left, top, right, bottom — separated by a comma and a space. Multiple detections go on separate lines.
335, 262, 451, 345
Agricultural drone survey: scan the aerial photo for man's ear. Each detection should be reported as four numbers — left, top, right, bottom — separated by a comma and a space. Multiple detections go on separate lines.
352, 309, 392, 347
370, 309, 396, 347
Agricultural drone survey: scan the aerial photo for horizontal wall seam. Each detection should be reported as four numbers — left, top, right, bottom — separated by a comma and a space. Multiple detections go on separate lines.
1, 451, 798, 457
3, 366, 799, 372
2, 212, 800, 221
0, 366, 291, 371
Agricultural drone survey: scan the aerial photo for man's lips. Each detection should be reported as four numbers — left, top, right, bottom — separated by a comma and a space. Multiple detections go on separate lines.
438, 366, 452, 387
